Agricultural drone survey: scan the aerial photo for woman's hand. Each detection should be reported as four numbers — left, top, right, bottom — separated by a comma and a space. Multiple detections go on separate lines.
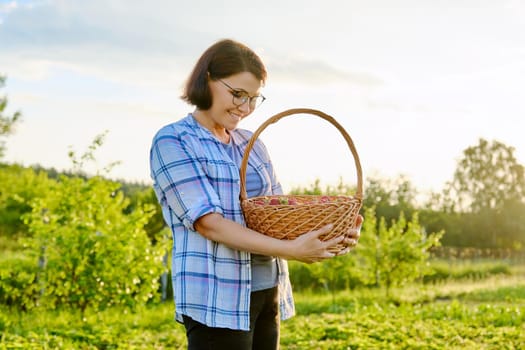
335, 214, 363, 257
284, 214, 363, 264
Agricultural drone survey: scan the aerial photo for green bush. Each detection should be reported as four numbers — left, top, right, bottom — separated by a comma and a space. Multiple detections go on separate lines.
288, 261, 322, 291
353, 207, 444, 296
288, 207, 444, 296
289, 253, 364, 294
0, 164, 54, 238
23, 175, 170, 314
0, 253, 39, 310
424, 260, 511, 283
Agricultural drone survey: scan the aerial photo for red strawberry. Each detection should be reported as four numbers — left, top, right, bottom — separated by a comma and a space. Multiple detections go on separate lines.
269, 198, 280, 205
288, 198, 298, 205
320, 196, 330, 203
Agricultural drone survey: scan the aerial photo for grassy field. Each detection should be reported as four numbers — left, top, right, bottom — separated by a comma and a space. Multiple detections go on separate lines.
2, 266, 524, 350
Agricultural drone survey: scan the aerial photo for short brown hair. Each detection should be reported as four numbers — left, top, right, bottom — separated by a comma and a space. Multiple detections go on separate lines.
181, 39, 267, 110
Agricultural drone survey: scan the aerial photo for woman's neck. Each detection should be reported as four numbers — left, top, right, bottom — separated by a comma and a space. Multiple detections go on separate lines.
192, 110, 230, 144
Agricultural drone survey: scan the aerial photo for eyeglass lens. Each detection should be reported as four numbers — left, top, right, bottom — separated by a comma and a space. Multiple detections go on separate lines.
219, 79, 265, 109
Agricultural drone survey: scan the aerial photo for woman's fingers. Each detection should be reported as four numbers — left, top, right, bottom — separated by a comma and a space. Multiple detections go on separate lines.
336, 246, 351, 256
292, 216, 365, 263
355, 214, 364, 227
289, 224, 336, 263
330, 215, 364, 255
310, 223, 334, 238
346, 214, 364, 240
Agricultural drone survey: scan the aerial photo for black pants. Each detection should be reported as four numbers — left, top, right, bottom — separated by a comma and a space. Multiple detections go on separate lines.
183, 286, 280, 350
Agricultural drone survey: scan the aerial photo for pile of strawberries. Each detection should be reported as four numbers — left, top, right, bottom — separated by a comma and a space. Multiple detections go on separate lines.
252, 195, 341, 206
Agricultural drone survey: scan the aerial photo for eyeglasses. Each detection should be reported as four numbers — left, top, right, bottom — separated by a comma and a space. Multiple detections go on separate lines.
218, 79, 266, 109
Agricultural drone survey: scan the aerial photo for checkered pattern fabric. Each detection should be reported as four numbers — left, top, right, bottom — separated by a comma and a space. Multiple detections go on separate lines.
150, 114, 295, 330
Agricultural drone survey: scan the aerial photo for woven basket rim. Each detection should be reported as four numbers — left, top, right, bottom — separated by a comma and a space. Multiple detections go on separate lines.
245, 194, 359, 203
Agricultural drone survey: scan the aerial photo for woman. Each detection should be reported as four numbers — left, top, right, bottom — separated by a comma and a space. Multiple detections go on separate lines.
150, 38, 362, 350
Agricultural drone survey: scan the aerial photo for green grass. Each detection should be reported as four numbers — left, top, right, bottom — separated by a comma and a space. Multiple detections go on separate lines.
2, 272, 524, 349
424, 259, 513, 284
284, 275, 525, 349
281, 302, 524, 349
1, 304, 187, 349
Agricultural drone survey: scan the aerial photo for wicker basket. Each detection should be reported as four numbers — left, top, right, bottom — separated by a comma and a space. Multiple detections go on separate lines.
240, 108, 363, 254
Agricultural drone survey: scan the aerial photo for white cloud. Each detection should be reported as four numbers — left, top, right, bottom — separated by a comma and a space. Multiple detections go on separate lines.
0, 0, 17, 13
0, 0, 386, 91
0, 0, 17, 24
265, 54, 383, 86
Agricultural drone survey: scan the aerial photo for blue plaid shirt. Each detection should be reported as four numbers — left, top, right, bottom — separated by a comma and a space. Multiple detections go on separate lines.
150, 114, 295, 330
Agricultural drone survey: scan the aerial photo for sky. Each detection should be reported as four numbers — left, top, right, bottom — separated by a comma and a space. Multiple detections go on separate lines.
1, 0, 524, 197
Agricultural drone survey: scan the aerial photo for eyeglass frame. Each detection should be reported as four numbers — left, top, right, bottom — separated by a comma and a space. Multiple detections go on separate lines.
217, 79, 266, 109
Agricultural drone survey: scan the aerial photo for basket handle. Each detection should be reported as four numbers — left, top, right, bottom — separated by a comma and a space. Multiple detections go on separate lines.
240, 108, 363, 201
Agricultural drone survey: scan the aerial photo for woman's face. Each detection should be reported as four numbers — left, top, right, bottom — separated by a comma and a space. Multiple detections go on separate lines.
207, 71, 263, 131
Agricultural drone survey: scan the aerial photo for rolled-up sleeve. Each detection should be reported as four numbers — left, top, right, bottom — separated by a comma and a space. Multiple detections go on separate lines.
150, 127, 223, 230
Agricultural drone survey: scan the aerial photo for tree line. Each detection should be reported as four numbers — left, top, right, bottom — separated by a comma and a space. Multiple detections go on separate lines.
2, 74, 524, 250
1, 74, 524, 313
290, 136, 525, 250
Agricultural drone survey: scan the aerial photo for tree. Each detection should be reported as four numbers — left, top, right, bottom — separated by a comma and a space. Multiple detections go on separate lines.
363, 175, 417, 225
0, 76, 21, 158
441, 138, 525, 248
16, 134, 170, 314
450, 138, 525, 213
289, 177, 357, 196
357, 207, 443, 297
24, 174, 169, 314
